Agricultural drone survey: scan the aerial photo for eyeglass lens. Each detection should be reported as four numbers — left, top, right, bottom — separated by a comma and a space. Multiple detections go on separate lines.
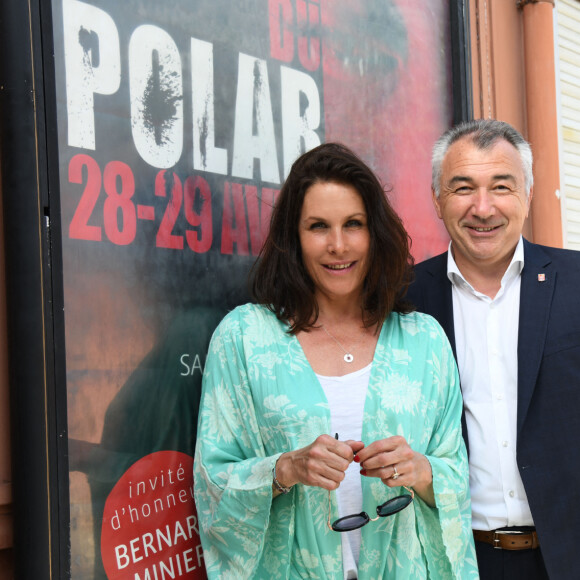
331, 513, 369, 532
377, 494, 413, 516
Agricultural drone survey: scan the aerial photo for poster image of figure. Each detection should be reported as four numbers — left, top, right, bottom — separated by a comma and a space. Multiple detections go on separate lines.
50, 0, 452, 576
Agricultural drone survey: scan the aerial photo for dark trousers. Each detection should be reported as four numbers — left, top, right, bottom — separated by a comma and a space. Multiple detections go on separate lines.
475, 540, 550, 580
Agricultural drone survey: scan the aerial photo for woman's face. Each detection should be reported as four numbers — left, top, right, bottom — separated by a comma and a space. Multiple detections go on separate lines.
298, 181, 370, 304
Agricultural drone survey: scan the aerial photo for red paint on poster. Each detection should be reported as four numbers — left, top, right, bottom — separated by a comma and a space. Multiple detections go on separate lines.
101, 451, 206, 579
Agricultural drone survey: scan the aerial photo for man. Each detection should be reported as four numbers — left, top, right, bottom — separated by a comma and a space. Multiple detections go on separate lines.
406, 119, 580, 579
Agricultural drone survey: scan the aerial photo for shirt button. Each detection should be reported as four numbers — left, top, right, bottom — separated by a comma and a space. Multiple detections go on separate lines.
496, 394, 503, 400
502, 441, 509, 447
509, 490, 515, 498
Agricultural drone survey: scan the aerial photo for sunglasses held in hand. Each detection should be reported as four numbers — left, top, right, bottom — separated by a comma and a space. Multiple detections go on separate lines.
327, 433, 414, 532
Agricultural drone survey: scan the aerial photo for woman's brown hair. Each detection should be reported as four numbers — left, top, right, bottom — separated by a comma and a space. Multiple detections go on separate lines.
251, 142, 414, 333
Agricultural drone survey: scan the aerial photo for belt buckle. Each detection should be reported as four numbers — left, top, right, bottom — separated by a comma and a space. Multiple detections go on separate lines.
493, 529, 525, 550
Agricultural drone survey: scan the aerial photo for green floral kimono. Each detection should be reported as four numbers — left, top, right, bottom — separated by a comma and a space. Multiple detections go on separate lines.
194, 304, 478, 579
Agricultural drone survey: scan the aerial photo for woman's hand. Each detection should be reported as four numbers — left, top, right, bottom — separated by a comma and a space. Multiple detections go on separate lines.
355, 436, 435, 506
274, 434, 365, 491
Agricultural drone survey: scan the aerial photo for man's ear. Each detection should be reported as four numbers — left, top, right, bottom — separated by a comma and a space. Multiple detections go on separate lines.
432, 188, 443, 219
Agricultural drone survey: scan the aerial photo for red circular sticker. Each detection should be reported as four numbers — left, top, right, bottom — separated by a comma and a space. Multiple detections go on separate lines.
101, 451, 207, 579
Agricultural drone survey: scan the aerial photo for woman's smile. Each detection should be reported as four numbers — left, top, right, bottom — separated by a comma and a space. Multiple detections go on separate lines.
323, 261, 356, 271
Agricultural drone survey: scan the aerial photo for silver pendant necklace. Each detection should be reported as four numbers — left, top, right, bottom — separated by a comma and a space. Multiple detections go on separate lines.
321, 324, 364, 363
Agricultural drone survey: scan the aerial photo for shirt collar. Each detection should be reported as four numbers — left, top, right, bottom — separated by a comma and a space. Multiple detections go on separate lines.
446, 236, 525, 290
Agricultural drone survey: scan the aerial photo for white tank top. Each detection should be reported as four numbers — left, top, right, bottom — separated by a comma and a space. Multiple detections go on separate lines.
316, 362, 371, 580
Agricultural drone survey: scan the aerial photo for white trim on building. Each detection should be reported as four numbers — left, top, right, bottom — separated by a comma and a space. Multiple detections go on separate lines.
556, 0, 580, 249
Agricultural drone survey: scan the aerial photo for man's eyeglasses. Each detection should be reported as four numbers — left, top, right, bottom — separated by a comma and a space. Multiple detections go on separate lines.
327, 486, 414, 532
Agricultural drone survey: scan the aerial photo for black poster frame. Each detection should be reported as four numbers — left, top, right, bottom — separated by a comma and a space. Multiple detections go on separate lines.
450, 0, 473, 124
0, 0, 472, 577
0, 0, 69, 577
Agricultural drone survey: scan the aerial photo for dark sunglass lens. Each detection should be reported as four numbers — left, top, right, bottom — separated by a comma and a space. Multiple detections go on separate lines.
377, 495, 413, 517
332, 513, 369, 532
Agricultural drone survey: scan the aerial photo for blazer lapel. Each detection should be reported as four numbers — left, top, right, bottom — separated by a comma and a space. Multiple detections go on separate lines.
423, 254, 457, 358
517, 240, 554, 434
422, 253, 470, 447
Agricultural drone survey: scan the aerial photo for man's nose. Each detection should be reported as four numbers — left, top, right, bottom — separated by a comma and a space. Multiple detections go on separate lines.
472, 188, 495, 218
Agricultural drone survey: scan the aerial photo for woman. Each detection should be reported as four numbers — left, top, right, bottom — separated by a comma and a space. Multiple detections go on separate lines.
194, 143, 478, 579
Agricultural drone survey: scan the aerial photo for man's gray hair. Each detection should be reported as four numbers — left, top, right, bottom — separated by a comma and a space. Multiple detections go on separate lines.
431, 119, 533, 198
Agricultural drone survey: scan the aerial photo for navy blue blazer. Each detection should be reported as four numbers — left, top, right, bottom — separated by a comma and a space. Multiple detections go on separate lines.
406, 238, 580, 579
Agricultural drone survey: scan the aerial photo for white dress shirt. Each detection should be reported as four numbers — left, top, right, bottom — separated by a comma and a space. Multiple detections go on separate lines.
448, 236, 534, 530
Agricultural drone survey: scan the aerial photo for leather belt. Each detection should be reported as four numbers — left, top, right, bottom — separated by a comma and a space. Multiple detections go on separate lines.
473, 529, 539, 550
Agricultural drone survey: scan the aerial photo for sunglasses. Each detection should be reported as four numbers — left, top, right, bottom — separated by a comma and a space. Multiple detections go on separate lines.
327, 434, 414, 532
327, 486, 414, 532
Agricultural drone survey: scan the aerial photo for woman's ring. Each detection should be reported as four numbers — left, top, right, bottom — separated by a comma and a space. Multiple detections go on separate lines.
391, 465, 400, 480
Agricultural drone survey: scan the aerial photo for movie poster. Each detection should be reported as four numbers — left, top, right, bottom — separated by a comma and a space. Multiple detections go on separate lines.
51, 0, 452, 576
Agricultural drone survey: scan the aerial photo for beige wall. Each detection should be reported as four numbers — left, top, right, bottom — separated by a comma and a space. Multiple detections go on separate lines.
556, 0, 580, 249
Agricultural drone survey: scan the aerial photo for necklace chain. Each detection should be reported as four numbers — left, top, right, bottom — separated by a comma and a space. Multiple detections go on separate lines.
320, 324, 365, 363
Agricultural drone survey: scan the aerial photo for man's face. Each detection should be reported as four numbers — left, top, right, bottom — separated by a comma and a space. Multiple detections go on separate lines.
433, 137, 532, 277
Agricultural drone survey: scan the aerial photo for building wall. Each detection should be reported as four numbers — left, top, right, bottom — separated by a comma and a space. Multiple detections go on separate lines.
469, 0, 533, 240
556, 0, 580, 249
469, 0, 564, 247
469, 0, 528, 130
